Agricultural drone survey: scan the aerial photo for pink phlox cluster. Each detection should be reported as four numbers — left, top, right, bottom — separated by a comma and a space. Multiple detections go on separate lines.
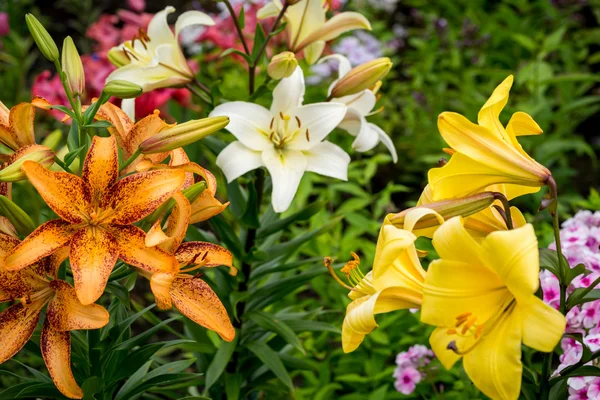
0, 12, 9, 37
393, 344, 434, 395
541, 211, 600, 398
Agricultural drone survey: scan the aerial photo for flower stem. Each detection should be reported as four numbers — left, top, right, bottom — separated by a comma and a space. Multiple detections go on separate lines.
222, 0, 251, 55
119, 148, 141, 172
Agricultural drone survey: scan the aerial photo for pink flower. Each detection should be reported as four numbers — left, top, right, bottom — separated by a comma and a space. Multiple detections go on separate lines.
582, 302, 600, 329
588, 378, 600, 399
541, 270, 561, 309
81, 55, 115, 98
86, 15, 121, 53
127, 0, 145, 12
0, 12, 9, 36
394, 366, 421, 395
568, 386, 589, 400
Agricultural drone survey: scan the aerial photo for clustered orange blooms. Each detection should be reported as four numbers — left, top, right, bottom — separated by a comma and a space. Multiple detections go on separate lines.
0, 99, 234, 399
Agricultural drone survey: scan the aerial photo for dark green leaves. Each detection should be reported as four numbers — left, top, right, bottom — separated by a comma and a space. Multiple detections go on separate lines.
247, 310, 305, 354
246, 341, 293, 390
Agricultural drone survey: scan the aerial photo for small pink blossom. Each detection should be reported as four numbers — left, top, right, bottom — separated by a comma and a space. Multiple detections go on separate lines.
588, 378, 600, 399
0, 12, 9, 36
127, 0, 145, 12
568, 386, 589, 400
394, 366, 421, 395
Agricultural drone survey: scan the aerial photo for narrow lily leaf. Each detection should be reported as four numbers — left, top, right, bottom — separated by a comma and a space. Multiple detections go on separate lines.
251, 23, 267, 64
246, 341, 293, 390
209, 215, 244, 260
567, 287, 600, 309
220, 48, 252, 64
63, 145, 85, 166
238, 6, 245, 29
110, 317, 181, 352
203, 336, 238, 393
241, 182, 260, 228
283, 320, 341, 334
256, 200, 326, 239
114, 360, 153, 400
49, 105, 76, 119
83, 120, 114, 129
247, 310, 305, 354
539, 248, 567, 283
105, 343, 164, 384
251, 257, 322, 280
67, 119, 79, 151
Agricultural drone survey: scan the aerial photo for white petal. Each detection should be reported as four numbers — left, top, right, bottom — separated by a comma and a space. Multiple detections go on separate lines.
175, 11, 215, 39
155, 44, 193, 78
369, 122, 398, 163
257, 1, 282, 19
350, 115, 379, 152
335, 90, 376, 116
270, 66, 305, 115
261, 147, 307, 213
122, 99, 136, 121
320, 54, 352, 78
216, 142, 264, 182
286, 103, 347, 151
148, 6, 176, 47
210, 102, 273, 151
304, 41, 325, 65
105, 63, 189, 92
304, 141, 350, 180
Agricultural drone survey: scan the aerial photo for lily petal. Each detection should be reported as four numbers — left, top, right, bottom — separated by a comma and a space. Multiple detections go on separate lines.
69, 227, 119, 305
171, 277, 235, 342
257, 1, 281, 19
175, 241, 234, 269
147, 6, 176, 47
150, 272, 176, 309
216, 141, 264, 183
46, 280, 109, 331
22, 161, 91, 224
261, 147, 307, 213
103, 169, 186, 225
9, 102, 36, 148
370, 123, 398, 163
4, 220, 75, 271
40, 321, 83, 399
519, 296, 566, 353
303, 40, 325, 65
210, 102, 273, 151
296, 11, 372, 51
88, 101, 133, 150
82, 136, 118, 200
286, 103, 347, 151
112, 225, 178, 274
147, 192, 190, 253
304, 141, 350, 181
477, 75, 513, 142
429, 327, 467, 370
271, 66, 305, 115
339, 111, 379, 153
0, 303, 42, 363
175, 11, 215, 38
106, 63, 191, 93
189, 191, 230, 224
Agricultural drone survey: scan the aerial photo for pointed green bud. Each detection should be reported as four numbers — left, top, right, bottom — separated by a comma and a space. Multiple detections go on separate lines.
103, 80, 143, 99
330, 57, 392, 98
25, 14, 59, 62
139, 116, 230, 154
41, 129, 63, 151
61, 36, 85, 96
0, 195, 36, 236
0, 145, 54, 182
268, 52, 298, 80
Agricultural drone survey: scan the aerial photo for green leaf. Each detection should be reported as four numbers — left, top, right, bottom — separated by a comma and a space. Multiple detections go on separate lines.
251, 23, 267, 64
83, 92, 110, 125
110, 317, 181, 352
284, 320, 341, 334
104, 343, 164, 384
220, 48, 252, 64
64, 145, 85, 166
209, 215, 244, 260
549, 379, 568, 400
271, 21, 287, 36
556, 365, 600, 379
246, 341, 294, 390
81, 376, 104, 400
67, 119, 80, 151
256, 201, 326, 239
225, 373, 242, 400
114, 360, 153, 400
203, 336, 238, 393
49, 104, 76, 119
105, 281, 130, 308
251, 257, 322, 280
241, 180, 260, 228
238, 6, 245, 29
247, 310, 305, 354
83, 120, 113, 129
567, 287, 600, 309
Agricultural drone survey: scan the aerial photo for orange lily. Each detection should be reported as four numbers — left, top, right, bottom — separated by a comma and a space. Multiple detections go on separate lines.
82, 102, 229, 223
3, 135, 184, 305
140, 192, 236, 342
0, 224, 109, 399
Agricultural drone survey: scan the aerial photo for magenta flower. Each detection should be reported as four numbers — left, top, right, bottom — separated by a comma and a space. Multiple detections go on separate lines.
0, 12, 9, 36
394, 366, 421, 395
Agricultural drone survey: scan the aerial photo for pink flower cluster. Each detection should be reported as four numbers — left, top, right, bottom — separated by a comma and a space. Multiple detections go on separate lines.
393, 344, 435, 395
540, 211, 600, 399
31, 0, 192, 121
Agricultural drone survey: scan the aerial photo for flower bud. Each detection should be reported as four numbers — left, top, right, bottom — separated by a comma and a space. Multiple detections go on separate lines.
107, 47, 131, 68
0, 195, 36, 236
25, 14, 59, 62
103, 80, 143, 99
61, 36, 85, 96
268, 52, 298, 80
139, 116, 230, 154
330, 57, 392, 98
389, 192, 496, 231
0, 145, 54, 182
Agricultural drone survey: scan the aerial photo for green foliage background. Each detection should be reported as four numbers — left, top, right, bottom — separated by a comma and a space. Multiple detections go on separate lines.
0, 0, 599, 399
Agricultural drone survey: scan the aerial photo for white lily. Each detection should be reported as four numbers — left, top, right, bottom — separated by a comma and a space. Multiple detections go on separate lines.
257, 0, 371, 64
210, 66, 349, 213
325, 54, 397, 163
106, 6, 214, 92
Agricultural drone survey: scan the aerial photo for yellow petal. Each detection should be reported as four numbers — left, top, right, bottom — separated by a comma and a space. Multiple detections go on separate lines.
69, 227, 119, 305
481, 224, 539, 301
81, 136, 119, 201
112, 225, 178, 274
519, 296, 565, 353
506, 111, 542, 137
46, 280, 109, 331
22, 161, 91, 224
297, 11, 371, 51
430, 217, 483, 265
40, 321, 83, 399
0, 124, 18, 150
168, 148, 195, 188
155, 192, 191, 254
150, 272, 176, 309
462, 309, 523, 400
477, 75, 513, 141
0, 302, 42, 363
175, 241, 234, 269
9, 102, 36, 148
286, 0, 325, 50
171, 276, 235, 342
189, 192, 229, 224
429, 327, 467, 370
102, 169, 186, 225
122, 111, 172, 171
4, 220, 75, 271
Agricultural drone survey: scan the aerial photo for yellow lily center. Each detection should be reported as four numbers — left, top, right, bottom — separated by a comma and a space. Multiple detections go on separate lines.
122, 29, 153, 64
264, 113, 308, 149
84, 207, 116, 227
325, 252, 376, 296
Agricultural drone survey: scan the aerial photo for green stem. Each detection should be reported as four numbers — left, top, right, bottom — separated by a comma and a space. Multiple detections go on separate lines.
53, 60, 80, 122
119, 148, 141, 172
223, 0, 251, 55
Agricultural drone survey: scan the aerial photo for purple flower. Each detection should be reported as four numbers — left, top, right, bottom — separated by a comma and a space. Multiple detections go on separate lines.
394, 366, 421, 395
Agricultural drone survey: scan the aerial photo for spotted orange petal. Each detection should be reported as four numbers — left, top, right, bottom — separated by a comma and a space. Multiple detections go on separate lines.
4, 220, 76, 271
190, 192, 229, 224
103, 169, 186, 225
46, 280, 109, 331
87, 101, 133, 151
0, 302, 43, 363
22, 161, 91, 224
150, 272, 176, 310
112, 225, 178, 275
40, 321, 83, 399
169, 148, 195, 188
171, 277, 235, 342
146, 192, 191, 253
9, 102, 36, 148
0, 264, 49, 302
69, 227, 119, 305
82, 136, 118, 202
121, 111, 171, 173
175, 241, 234, 271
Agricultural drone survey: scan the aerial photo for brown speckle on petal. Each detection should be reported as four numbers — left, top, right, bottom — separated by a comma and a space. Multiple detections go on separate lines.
46, 280, 109, 331
0, 302, 43, 363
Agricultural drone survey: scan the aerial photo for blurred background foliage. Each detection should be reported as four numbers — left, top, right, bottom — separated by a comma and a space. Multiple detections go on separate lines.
1, 0, 599, 398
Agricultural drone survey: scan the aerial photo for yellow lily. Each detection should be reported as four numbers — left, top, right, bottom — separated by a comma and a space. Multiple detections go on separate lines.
258, 0, 371, 64
3, 135, 185, 305
328, 209, 441, 353
0, 225, 108, 399
106, 6, 214, 92
421, 217, 566, 400
428, 76, 551, 201
86, 102, 229, 223
139, 192, 236, 341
